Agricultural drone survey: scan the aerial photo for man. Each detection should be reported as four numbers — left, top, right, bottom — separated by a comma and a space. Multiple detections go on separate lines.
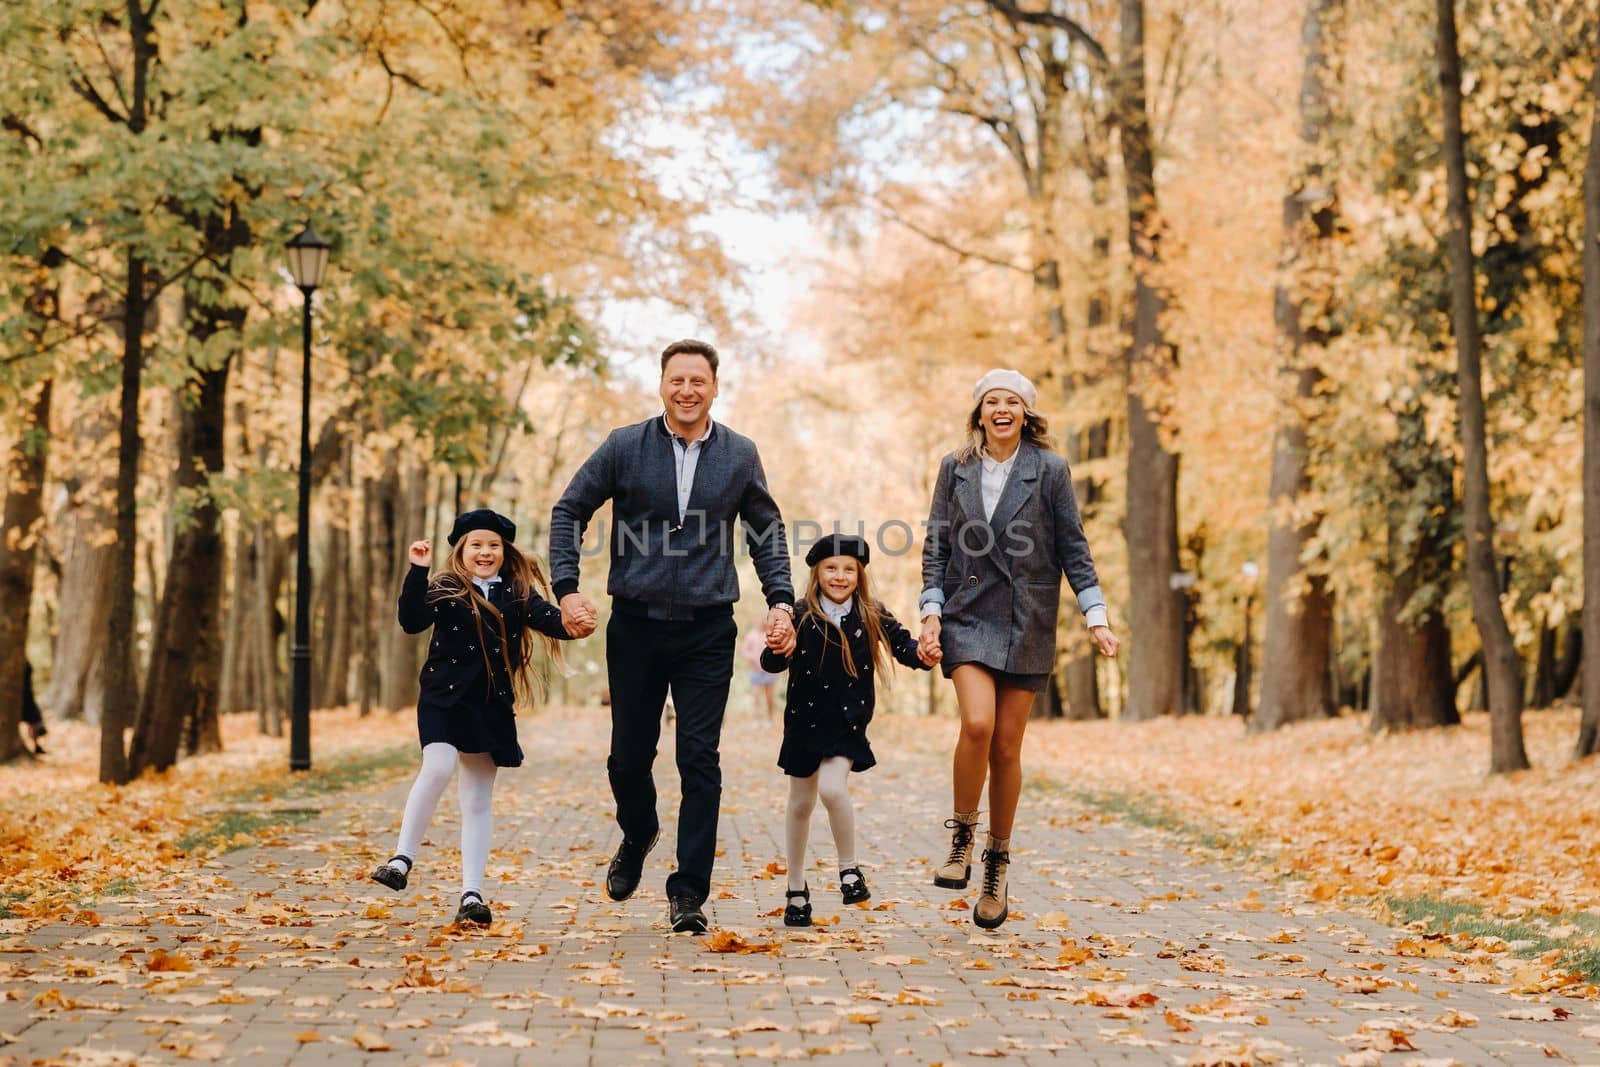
550, 339, 796, 933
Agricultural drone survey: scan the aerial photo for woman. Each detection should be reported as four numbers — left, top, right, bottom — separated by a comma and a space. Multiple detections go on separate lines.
918, 369, 1120, 929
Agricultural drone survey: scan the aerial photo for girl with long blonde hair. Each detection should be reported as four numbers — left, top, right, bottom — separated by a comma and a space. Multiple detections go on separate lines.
372, 509, 572, 925
761, 534, 933, 927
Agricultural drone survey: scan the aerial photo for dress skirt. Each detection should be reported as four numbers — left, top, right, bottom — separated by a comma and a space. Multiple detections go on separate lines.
417, 696, 524, 768
940, 660, 1050, 693
778, 719, 876, 777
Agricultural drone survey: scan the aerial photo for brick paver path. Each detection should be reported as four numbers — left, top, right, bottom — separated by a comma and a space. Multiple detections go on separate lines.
4, 710, 1597, 1065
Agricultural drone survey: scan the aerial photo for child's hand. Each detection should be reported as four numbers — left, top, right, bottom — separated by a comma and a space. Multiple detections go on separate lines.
918, 616, 942, 662
408, 540, 432, 566
560, 593, 598, 638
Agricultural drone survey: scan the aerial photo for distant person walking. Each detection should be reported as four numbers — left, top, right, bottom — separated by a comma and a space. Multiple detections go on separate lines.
742, 624, 779, 721
549, 339, 796, 934
919, 370, 1120, 929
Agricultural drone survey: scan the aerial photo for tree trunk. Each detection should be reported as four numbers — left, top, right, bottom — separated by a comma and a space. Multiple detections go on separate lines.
130, 360, 230, 775
1577, 34, 1600, 756
1118, 0, 1185, 720
1435, 0, 1527, 772
357, 472, 376, 716
1531, 613, 1557, 709
46, 457, 116, 723
315, 486, 351, 709
102, 248, 149, 785
1253, 0, 1341, 733
1557, 622, 1582, 702
1371, 532, 1458, 730
219, 514, 250, 713
253, 521, 287, 735
0, 380, 52, 763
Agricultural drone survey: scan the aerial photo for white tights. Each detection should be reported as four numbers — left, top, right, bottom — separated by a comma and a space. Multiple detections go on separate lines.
785, 756, 856, 893
393, 742, 498, 896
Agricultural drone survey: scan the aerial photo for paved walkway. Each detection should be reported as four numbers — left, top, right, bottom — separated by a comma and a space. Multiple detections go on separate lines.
3, 709, 1598, 1065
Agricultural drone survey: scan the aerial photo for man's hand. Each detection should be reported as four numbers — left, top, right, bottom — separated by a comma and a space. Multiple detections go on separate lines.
560, 593, 598, 639
408, 539, 432, 567
918, 616, 942, 663
1090, 625, 1120, 658
764, 606, 796, 656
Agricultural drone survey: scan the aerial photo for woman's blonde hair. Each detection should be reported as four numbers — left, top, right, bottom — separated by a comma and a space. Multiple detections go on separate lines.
955, 395, 1055, 462
800, 557, 892, 681
427, 536, 563, 702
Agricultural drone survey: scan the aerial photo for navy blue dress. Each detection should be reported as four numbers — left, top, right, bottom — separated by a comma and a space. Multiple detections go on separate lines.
397, 564, 571, 767
762, 602, 928, 777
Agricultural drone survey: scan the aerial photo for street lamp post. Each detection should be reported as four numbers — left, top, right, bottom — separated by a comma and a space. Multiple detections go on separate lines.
286, 224, 331, 772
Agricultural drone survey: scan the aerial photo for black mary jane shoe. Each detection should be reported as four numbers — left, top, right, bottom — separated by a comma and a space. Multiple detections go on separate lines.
371, 855, 412, 891
839, 867, 871, 906
783, 886, 813, 928
454, 891, 493, 926
668, 894, 709, 934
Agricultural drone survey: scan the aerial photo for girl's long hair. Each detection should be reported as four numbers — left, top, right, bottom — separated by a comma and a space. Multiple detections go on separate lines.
955, 400, 1055, 463
799, 558, 891, 681
427, 538, 563, 702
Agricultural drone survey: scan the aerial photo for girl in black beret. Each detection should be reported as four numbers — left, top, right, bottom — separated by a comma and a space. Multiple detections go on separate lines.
370, 509, 573, 925
761, 533, 933, 926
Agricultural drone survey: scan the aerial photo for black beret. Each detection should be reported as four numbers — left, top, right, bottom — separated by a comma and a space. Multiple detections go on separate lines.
447, 508, 517, 547
805, 533, 869, 568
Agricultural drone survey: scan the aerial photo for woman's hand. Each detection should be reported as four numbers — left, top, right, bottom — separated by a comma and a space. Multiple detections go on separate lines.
918, 616, 943, 663
408, 539, 432, 567
1090, 625, 1120, 658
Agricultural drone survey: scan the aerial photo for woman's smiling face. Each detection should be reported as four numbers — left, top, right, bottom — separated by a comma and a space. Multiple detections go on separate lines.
979, 389, 1025, 445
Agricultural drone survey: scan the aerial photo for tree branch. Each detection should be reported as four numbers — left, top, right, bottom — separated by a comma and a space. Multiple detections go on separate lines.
867, 199, 1032, 275
986, 0, 1109, 70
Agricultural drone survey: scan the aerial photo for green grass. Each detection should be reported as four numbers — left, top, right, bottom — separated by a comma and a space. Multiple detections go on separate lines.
97, 877, 140, 899
177, 808, 320, 854
0, 889, 27, 919
178, 743, 416, 855
224, 743, 416, 804
1385, 894, 1600, 983
1032, 777, 1266, 859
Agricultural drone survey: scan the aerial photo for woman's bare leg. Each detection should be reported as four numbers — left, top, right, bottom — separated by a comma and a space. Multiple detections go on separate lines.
986, 685, 1037, 840
950, 665, 998, 812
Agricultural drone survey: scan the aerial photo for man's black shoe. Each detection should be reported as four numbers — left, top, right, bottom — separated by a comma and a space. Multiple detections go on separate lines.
668, 895, 708, 934
605, 830, 659, 901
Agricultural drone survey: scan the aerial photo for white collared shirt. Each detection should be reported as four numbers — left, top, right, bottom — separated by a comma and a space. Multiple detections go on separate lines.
664, 413, 715, 523
819, 595, 853, 626
979, 447, 1019, 521
471, 574, 503, 599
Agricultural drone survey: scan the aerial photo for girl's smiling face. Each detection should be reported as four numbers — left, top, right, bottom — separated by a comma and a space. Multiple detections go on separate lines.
817, 556, 859, 604
980, 389, 1026, 445
461, 531, 504, 579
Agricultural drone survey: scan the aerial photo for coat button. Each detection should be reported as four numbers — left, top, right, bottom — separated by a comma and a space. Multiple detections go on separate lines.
967, 576, 978, 587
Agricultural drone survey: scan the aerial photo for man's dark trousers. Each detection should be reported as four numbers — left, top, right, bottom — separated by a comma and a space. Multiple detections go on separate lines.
606, 604, 737, 904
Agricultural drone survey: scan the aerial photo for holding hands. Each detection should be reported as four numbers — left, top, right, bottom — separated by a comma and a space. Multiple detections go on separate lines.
560, 593, 599, 639
764, 606, 796, 656
918, 616, 942, 666
409, 539, 432, 567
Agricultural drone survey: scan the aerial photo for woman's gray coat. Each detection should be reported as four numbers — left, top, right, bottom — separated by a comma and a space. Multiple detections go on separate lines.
920, 444, 1103, 676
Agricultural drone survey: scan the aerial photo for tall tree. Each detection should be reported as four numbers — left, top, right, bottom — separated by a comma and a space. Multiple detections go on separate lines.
1116, 0, 1184, 719
0, 376, 52, 763
1577, 42, 1600, 758
1252, 0, 1341, 731
1434, 0, 1527, 771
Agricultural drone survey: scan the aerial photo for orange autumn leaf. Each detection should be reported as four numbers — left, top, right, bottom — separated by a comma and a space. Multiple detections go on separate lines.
703, 930, 781, 955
